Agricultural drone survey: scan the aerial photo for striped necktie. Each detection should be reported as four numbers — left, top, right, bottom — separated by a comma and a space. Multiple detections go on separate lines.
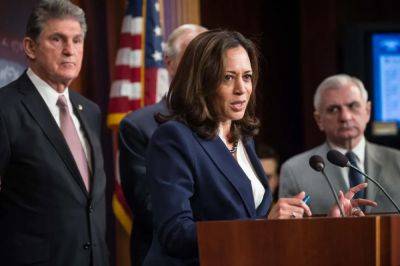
57, 95, 90, 191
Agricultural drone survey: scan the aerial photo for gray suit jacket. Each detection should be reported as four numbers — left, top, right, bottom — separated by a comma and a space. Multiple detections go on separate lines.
279, 141, 400, 214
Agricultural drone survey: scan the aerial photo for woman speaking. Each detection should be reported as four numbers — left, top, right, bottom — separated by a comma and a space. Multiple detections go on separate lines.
143, 30, 375, 266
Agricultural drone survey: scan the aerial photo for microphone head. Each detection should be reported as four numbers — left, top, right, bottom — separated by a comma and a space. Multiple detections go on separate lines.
327, 150, 349, 167
309, 155, 325, 172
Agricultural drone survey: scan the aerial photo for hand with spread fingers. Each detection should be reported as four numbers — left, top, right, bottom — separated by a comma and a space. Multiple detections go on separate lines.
268, 191, 312, 219
328, 183, 378, 217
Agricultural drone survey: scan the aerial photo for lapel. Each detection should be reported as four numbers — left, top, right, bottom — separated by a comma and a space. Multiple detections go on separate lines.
243, 140, 269, 188
365, 142, 382, 209
319, 143, 348, 193
18, 74, 89, 197
243, 140, 272, 215
194, 133, 256, 217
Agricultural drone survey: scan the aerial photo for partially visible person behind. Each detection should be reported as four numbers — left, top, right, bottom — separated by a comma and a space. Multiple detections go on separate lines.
143, 31, 375, 266
119, 24, 207, 266
256, 144, 280, 201
280, 74, 399, 214
0, 1, 108, 265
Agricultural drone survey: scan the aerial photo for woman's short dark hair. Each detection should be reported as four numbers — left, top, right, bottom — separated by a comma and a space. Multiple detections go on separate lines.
158, 29, 260, 141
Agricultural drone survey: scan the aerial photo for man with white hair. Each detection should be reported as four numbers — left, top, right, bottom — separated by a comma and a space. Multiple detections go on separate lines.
118, 24, 207, 266
279, 74, 400, 215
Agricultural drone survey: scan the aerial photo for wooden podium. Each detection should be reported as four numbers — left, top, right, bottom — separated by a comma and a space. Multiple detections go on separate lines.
197, 215, 400, 266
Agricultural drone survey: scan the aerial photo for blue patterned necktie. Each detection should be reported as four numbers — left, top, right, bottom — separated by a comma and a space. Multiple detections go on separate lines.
345, 151, 365, 200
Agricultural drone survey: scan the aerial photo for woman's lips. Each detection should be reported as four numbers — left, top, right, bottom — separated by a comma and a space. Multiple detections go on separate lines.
230, 100, 246, 111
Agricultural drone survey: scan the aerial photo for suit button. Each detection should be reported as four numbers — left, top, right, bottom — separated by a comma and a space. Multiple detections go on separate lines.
83, 242, 91, 250
89, 204, 94, 213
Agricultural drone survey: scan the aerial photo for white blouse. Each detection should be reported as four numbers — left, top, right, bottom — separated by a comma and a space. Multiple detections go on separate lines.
218, 132, 265, 208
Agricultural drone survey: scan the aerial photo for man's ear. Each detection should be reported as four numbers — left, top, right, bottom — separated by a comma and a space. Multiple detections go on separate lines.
23, 37, 37, 60
164, 55, 172, 73
366, 100, 372, 122
314, 110, 324, 131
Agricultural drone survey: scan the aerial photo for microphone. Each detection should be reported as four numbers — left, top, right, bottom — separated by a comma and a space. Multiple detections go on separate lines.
309, 155, 345, 217
327, 149, 400, 214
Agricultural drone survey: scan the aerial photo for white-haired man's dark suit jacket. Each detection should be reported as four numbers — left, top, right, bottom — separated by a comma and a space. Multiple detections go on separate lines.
0, 73, 109, 266
279, 141, 400, 214
119, 99, 168, 266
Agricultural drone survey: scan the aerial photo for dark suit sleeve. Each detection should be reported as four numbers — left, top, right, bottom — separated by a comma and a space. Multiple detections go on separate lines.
93, 104, 102, 136
119, 118, 153, 229
147, 124, 197, 258
0, 110, 10, 177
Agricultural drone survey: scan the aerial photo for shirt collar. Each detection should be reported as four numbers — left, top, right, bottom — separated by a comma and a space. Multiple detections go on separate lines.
328, 136, 366, 164
27, 68, 71, 108
217, 124, 226, 144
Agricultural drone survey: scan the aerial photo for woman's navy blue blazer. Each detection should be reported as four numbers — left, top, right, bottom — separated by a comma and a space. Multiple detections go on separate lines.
143, 120, 272, 266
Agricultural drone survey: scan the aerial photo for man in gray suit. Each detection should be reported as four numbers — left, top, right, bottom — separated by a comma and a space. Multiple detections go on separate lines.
118, 24, 207, 266
279, 74, 400, 215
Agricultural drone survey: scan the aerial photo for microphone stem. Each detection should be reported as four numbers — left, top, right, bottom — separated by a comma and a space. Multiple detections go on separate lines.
349, 165, 400, 214
321, 169, 345, 217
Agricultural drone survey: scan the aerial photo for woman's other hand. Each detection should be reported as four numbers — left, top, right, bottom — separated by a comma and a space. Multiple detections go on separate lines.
328, 183, 378, 217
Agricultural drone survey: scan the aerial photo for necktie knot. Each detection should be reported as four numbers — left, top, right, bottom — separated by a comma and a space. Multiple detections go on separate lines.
57, 95, 68, 110
345, 151, 358, 165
